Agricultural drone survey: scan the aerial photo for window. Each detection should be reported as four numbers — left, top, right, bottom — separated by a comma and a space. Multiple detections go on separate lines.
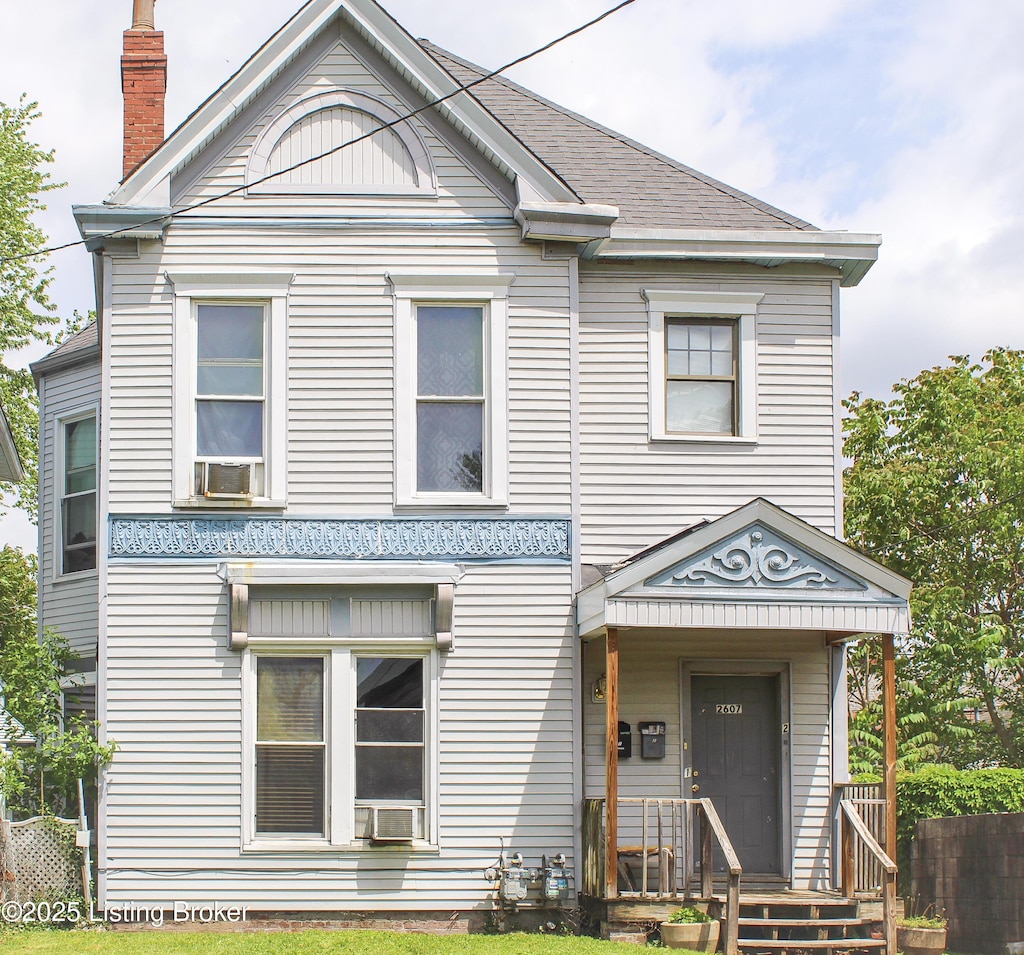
391, 274, 513, 507
643, 289, 762, 442
246, 649, 432, 848
169, 273, 291, 506
196, 304, 265, 461
665, 319, 737, 434
255, 656, 326, 836
355, 657, 424, 803
60, 413, 97, 574
416, 306, 484, 493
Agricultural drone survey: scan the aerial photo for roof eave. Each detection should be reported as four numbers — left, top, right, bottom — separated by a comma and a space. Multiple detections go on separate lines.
515, 200, 619, 242
585, 227, 882, 287
0, 406, 23, 484
109, 0, 578, 209
73, 204, 173, 253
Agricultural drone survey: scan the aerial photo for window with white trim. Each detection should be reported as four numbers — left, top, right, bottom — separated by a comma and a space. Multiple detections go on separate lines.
246, 648, 433, 848
59, 412, 97, 575
391, 275, 513, 507
169, 273, 291, 506
643, 289, 762, 442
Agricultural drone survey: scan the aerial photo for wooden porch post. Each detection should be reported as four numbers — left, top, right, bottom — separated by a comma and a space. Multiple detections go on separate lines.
605, 627, 619, 899
881, 632, 898, 861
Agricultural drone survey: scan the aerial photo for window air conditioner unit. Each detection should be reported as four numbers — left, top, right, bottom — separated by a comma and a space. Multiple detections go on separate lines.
198, 462, 253, 499
369, 806, 416, 843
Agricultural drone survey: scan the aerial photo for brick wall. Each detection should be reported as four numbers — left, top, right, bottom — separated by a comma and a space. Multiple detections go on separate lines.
911, 812, 1024, 954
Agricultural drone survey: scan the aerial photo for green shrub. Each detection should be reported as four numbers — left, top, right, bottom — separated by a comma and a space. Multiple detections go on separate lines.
861, 766, 1024, 879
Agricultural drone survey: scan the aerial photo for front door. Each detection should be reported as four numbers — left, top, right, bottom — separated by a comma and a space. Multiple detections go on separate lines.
690, 674, 781, 874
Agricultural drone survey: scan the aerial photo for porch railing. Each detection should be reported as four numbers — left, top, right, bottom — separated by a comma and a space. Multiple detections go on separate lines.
839, 796, 896, 955
835, 782, 886, 893
582, 797, 741, 955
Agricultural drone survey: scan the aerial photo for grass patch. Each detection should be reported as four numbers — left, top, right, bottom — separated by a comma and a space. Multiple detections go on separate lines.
3, 929, 661, 955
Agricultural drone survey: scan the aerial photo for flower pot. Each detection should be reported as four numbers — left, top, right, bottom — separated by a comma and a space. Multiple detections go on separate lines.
661, 919, 721, 951
897, 924, 947, 955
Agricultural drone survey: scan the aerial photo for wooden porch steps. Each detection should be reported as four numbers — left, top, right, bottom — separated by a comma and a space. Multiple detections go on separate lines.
728, 898, 884, 955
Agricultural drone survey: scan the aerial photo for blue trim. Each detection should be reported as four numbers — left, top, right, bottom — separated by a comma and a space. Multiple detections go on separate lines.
109, 515, 571, 561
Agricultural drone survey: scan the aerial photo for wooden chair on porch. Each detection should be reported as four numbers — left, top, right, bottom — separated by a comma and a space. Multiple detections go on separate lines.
616, 844, 674, 895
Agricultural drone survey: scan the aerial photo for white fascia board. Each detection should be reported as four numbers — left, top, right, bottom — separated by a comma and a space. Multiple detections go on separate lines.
515, 201, 619, 242
575, 499, 911, 625
0, 405, 23, 484
110, 0, 577, 208
590, 227, 882, 287
221, 561, 464, 586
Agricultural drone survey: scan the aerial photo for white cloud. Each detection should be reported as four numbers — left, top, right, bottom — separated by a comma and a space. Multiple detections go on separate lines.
2, 0, 1022, 548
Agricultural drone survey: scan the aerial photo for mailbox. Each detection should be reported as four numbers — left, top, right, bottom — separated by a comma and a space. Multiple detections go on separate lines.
617, 720, 632, 758
639, 721, 666, 759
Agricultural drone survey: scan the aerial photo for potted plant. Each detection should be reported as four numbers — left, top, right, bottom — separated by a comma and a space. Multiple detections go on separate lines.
660, 905, 721, 951
897, 908, 947, 955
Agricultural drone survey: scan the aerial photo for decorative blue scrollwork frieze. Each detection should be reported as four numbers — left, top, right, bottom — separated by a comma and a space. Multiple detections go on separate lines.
109, 516, 571, 561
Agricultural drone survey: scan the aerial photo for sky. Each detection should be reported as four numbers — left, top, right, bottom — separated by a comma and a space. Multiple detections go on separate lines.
2, 0, 1023, 551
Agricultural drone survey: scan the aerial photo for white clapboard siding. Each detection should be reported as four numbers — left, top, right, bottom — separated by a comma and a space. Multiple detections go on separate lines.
105, 232, 571, 515
175, 40, 510, 220
37, 358, 101, 661
581, 630, 833, 890
101, 563, 576, 909
579, 263, 838, 558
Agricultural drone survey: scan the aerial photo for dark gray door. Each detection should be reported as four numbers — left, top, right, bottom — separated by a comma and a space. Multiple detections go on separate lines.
691, 674, 780, 874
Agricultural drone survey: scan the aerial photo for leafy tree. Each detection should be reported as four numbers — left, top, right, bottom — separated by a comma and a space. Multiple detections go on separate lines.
0, 96, 64, 519
0, 546, 115, 817
844, 349, 1024, 769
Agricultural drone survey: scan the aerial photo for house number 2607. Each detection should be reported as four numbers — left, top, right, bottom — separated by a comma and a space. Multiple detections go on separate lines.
715, 704, 743, 714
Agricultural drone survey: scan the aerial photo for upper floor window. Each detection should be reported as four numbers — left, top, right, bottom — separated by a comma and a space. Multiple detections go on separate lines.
643, 289, 763, 443
416, 306, 484, 493
60, 413, 97, 574
168, 273, 292, 507
196, 304, 265, 461
665, 319, 737, 434
391, 274, 514, 507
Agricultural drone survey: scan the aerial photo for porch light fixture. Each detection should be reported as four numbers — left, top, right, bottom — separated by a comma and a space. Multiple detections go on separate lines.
592, 673, 607, 703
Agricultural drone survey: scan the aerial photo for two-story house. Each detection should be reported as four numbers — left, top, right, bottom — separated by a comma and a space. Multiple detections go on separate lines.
35, 0, 909, 946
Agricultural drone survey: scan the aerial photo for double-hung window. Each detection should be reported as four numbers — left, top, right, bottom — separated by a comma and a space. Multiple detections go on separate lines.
60, 413, 97, 574
391, 274, 513, 507
168, 273, 291, 506
643, 289, 762, 442
665, 319, 737, 434
196, 304, 265, 463
247, 648, 432, 848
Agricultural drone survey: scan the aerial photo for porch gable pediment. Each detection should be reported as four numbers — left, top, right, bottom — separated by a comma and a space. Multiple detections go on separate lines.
644, 523, 868, 594
577, 499, 911, 638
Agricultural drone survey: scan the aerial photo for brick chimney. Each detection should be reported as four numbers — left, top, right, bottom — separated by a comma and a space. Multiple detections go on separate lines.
121, 0, 166, 179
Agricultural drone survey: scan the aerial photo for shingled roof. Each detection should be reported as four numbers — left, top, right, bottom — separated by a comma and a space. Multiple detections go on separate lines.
421, 41, 816, 232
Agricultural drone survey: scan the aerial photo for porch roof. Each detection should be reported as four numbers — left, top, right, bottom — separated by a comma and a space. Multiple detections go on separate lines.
576, 499, 911, 640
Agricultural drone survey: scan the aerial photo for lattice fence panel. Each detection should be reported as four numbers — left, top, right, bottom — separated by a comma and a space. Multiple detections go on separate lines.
0, 817, 81, 902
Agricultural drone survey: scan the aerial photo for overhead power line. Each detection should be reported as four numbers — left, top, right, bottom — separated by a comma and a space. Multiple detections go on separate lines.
1, 0, 638, 266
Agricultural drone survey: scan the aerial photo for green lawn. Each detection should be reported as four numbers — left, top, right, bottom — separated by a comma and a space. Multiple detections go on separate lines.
3, 929, 668, 955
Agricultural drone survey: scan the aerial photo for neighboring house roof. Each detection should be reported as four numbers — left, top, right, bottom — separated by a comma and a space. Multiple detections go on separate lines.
30, 322, 100, 383
0, 404, 23, 484
421, 43, 816, 232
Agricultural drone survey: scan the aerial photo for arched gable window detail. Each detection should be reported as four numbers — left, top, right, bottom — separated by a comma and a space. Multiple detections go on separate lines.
247, 90, 436, 195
